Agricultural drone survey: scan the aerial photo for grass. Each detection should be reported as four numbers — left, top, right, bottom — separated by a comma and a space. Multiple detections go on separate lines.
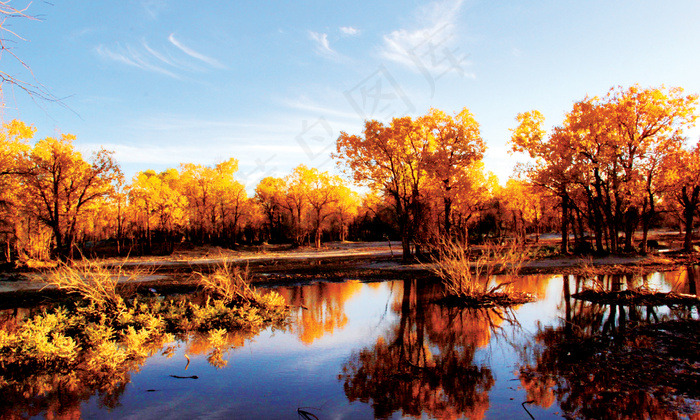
428, 240, 534, 306
193, 260, 258, 305
44, 258, 149, 313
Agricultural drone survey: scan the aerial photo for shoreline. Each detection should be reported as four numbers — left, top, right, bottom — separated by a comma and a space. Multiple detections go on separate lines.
0, 240, 694, 309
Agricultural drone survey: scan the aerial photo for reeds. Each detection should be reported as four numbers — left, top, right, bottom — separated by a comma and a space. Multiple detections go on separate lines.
45, 259, 147, 312
429, 240, 529, 301
193, 260, 258, 305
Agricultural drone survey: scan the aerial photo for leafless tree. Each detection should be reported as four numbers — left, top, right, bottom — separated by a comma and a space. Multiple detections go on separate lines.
1, 1, 58, 103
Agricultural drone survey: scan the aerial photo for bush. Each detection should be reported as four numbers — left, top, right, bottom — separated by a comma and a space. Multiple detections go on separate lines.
428, 241, 533, 306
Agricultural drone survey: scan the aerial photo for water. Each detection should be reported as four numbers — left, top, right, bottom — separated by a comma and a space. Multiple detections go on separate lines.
3, 269, 699, 419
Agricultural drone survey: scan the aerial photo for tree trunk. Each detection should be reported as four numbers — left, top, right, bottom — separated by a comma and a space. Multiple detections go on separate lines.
443, 195, 452, 240
561, 194, 569, 254
682, 186, 699, 252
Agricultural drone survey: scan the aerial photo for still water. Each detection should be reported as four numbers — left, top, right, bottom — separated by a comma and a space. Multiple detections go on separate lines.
4, 269, 700, 419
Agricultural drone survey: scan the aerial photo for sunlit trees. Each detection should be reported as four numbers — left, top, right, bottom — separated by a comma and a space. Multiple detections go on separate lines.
179, 158, 245, 245
281, 165, 311, 246
511, 85, 698, 253
500, 179, 538, 242
210, 159, 249, 245
19, 134, 121, 259
444, 161, 497, 244
254, 176, 287, 243
331, 185, 360, 242
335, 108, 491, 257
601, 85, 697, 252
659, 141, 700, 251
0, 120, 34, 260
257, 165, 355, 248
335, 117, 434, 260
298, 165, 344, 248
420, 107, 486, 239
511, 110, 578, 252
128, 169, 186, 252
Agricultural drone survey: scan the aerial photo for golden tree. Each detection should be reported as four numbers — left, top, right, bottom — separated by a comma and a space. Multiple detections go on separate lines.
511, 86, 697, 254
298, 165, 344, 248
420, 107, 486, 239
179, 158, 242, 244
659, 141, 700, 251
128, 168, 186, 251
254, 176, 287, 243
330, 184, 360, 242
335, 117, 430, 260
20, 134, 121, 259
0, 119, 33, 260
209, 158, 248, 245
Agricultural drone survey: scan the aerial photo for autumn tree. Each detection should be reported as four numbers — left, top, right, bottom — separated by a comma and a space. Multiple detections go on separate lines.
420, 107, 486, 240
335, 117, 430, 260
510, 110, 579, 251
19, 134, 121, 259
129, 168, 186, 252
296, 165, 344, 248
179, 158, 243, 244
330, 184, 360, 242
280, 166, 311, 246
0, 119, 33, 260
254, 176, 287, 243
210, 158, 249, 245
659, 141, 700, 251
511, 86, 697, 254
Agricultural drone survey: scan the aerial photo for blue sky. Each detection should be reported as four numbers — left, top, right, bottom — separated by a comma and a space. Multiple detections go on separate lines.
2, 0, 700, 190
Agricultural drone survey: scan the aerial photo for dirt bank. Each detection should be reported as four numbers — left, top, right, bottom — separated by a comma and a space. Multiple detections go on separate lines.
0, 240, 695, 309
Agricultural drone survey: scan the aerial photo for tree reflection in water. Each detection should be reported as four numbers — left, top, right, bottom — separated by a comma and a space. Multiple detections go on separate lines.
339, 278, 520, 420
277, 281, 363, 344
519, 268, 700, 419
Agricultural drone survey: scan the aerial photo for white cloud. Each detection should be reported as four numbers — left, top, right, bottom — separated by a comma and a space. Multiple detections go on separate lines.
282, 96, 360, 121
309, 31, 333, 54
308, 31, 348, 62
95, 34, 225, 78
168, 33, 226, 69
379, 0, 473, 77
340, 26, 360, 36
95, 44, 181, 79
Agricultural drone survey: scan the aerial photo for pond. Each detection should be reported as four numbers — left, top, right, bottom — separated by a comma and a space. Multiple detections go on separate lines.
1, 268, 699, 419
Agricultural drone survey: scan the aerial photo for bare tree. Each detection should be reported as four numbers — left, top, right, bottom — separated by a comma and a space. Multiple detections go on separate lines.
0, 1, 58, 102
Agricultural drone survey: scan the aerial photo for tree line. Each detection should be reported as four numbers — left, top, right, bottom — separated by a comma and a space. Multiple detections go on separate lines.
0, 84, 697, 263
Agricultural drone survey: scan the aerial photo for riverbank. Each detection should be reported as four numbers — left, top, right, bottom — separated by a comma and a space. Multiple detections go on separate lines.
0, 239, 695, 309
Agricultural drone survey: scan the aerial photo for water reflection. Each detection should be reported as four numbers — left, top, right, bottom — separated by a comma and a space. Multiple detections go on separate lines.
0, 339, 157, 419
1, 268, 697, 419
278, 281, 363, 344
519, 267, 700, 419
339, 278, 520, 420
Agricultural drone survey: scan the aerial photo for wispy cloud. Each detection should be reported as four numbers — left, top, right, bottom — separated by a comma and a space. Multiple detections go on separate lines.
95, 33, 225, 78
308, 31, 348, 62
340, 26, 360, 36
95, 44, 181, 79
281, 96, 361, 121
309, 31, 334, 54
168, 33, 226, 69
379, 0, 473, 77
